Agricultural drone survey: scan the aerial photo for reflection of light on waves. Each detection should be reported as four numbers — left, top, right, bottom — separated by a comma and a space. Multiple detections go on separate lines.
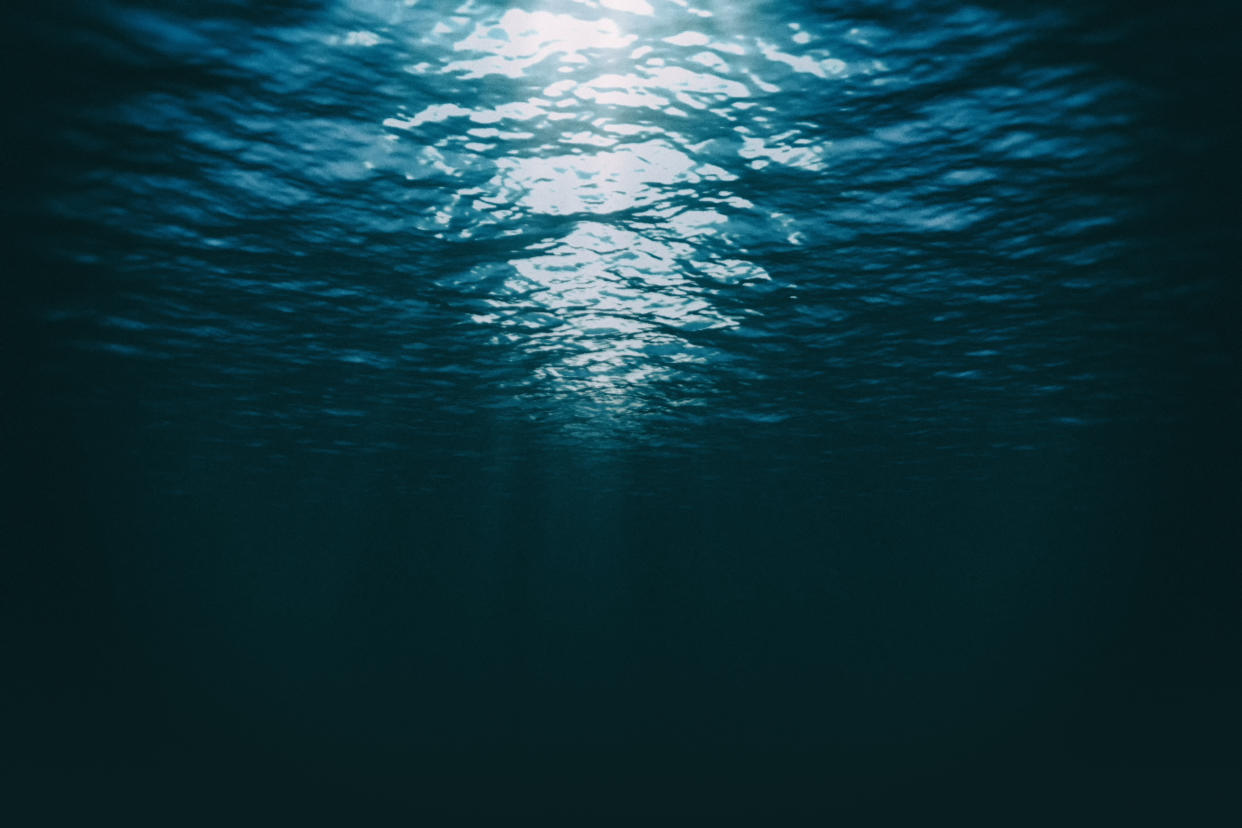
443, 0, 769, 427
481, 141, 734, 217
472, 221, 736, 419
444, 8, 636, 79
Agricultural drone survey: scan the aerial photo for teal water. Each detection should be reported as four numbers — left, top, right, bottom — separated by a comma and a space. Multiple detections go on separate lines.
7, 0, 1240, 816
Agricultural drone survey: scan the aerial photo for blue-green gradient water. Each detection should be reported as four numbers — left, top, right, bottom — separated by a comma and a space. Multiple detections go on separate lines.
7, 0, 1240, 815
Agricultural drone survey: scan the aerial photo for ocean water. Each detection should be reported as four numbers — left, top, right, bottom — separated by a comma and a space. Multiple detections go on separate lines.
7, 0, 1240, 815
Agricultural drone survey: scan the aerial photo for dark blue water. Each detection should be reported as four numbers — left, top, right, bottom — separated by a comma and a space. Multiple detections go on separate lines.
7, 0, 1240, 816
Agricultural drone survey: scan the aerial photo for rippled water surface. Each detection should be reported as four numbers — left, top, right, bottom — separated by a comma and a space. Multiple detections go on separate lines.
27, 0, 1227, 465
9, 0, 1240, 813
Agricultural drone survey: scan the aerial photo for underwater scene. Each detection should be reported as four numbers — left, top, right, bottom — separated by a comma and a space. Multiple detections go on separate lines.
8, 0, 1240, 816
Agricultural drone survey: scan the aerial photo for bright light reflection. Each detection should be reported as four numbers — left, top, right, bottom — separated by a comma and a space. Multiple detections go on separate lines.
473, 220, 744, 422
484, 141, 734, 216
379, 0, 851, 431
446, 9, 636, 78
600, 0, 655, 16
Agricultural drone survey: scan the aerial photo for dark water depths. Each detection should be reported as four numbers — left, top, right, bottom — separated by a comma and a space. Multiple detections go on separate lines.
7, 0, 1241, 815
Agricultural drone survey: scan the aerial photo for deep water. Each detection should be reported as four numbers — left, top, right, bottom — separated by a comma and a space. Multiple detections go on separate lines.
6, 0, 1240, 816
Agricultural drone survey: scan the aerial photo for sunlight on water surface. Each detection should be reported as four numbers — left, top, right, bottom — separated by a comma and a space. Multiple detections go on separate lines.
380, 0, 849, 428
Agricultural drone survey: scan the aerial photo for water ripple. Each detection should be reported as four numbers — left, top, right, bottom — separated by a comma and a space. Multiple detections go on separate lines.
24, 0, 1228, 470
